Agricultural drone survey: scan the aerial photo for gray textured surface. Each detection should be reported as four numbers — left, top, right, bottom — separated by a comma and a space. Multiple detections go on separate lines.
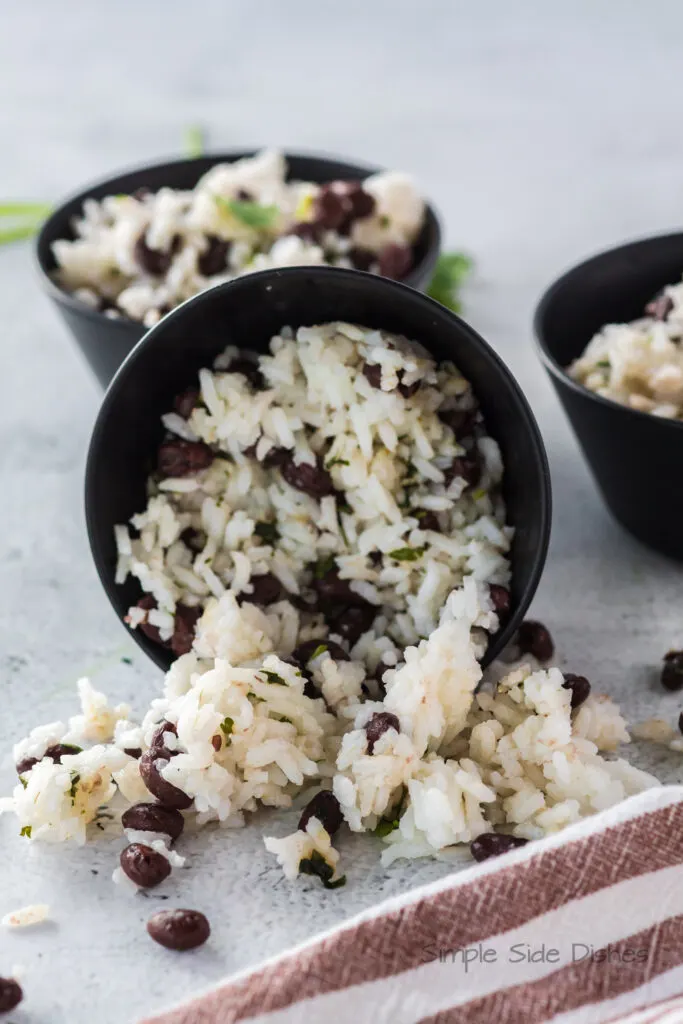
1, 2, 683, 1021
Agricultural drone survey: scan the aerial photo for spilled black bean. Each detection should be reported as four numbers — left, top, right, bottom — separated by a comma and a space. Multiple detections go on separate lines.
298, 790, 343, 835
147, 908, 210, 951
661, 650, 683, 692
470, 833, 528, 862
0, 977, 22, 1013
120, 842, 171, 888
517, 620, 555, 662
139, 751, 193, 810
489, 584, 511, 618
121, 802, 185, 842
562, 673, 591, 709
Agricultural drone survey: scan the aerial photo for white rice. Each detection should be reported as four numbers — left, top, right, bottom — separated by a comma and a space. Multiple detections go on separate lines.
0, 322, 661, 891
1, 904, 50, 929
569, 278, 683, 418
52, 150, 426, 328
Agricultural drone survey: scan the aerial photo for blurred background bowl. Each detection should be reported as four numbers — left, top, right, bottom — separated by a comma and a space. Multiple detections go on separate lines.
535, 232, 683, 560
36, 150, 442, 388
85, 264, 551, 673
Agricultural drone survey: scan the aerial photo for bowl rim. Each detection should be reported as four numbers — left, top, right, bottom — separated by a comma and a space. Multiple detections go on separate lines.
533, 230, 683, 432
34, 147, 442, 326
85, 264, 552, 671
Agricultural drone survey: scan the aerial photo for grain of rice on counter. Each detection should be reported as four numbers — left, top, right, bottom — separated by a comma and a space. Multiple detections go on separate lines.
0, 322, 660, 893
569, 280, 683, 418
52, 149, 426, 327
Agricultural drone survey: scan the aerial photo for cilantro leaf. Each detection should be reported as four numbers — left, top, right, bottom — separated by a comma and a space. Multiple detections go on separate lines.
215, 195, 279, 230
325, 457, 350, 468
220, 717, 234, 737
374, 817, 399, 838
0, 201, 53, 246
388, 545, 427, 562
20, 825, 32, 838
261, 671, 286, 685
309, 644, 329, 661
299, 849, 346, 889
313, 554, 336, 580
427, 252, 473, 313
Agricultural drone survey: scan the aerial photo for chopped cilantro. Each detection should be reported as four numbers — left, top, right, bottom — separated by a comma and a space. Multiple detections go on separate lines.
313, 554, 336, 580
310, 644, 328, 661
19, 776, 27, 789
388, 546, 427, 562
299, 849, 347, 889
471, 487, 486, 501
121, 656, 133, 665
215, 195, 279, 230
20, 825, 32, 838
68, 773, 81, 803
427, 251, 473, 314
220, 717, 234, 737
0, 201, 54, 246
374, 817, 399, 838
261, 671, 286, 685
379, 215, 391, 228
254, 521, 279, 544
325, 457, 350, 468
596, 359, 611, 369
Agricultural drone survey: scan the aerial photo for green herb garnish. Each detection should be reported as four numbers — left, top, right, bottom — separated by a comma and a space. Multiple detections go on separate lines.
326, 457, 350, 468
596, 359, 611, 369
215, 195, 279, 230
313, 554, 336, 580
68, 773, 81, 803
19, 777, 28, 789
427, 252, 473, 314
220, 717, 234, 737
379, 215, 390, 228
121, 656, 133, 665
184, 125, 205, 159
261, 671, 286, 685
374, 817, 400, 838
0, 201, 53, 246
20, 825, 32, 838
471, 487, 486, 501
309, 644, 328, 661
299, 850, 346, 889
254, 521, 279, 545
388, 546, 427, 562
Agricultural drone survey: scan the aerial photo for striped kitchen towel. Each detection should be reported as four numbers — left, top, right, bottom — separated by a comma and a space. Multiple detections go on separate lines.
143, 786, 683, 1024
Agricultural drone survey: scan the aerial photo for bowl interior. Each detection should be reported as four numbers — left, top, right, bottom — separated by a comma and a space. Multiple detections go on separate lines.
36, 150, 441, 299
86, 267, 550, 672
536, 232, 683, 370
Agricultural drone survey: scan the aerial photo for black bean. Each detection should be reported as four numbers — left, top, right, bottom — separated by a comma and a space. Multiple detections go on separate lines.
158, 439, 214, 478
120, 842, 171, 888
397, 372, 421, 399
365, 711, 400, 753
331, 604, 377, 646
261, 445, 292, 470
290, 221, 324, 244
198, 236, 231, 277
470, 833, 528, 862
0, 978, 22, 1013
439, 406, 478, 439
122, 802, 185, 842
349, 247, 375, 272
645, 292, 674, 321
662, 650, 683, 691
180, 527, 206, 552
313, 569, 363, 605
679, 711, 683, 735
147, 908, 210, 951
124, 747, 143, 759
517, 620, 555, 662
170, 604, 201, 657
562, 673, 591, 709
281, 456, 335, 498
226, 357, 265, 390
362, 363, 383, 389
212, 734, 222, 752
413, 509, 440, 533
346, 182, 376, 219
135, 595, 165, 645
242, 572, 282, 607
150, 720, 178, 756
378, 243, 413, 280
16, 756, 38, 776
173, 388, 200, 420
298, 790, 343, 835
489, 584, 511, 618
313, 185, 352, 231
44, 743, 82, 763
236, 188, 252, 201
135, 232, 181, 276
139, 751, 193, 810
292, 639, 350, 664
444, 453, 481, 489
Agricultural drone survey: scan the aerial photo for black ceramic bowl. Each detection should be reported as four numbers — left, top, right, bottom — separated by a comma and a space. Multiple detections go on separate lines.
535, 232, 683, 560
36, 150, 442, 388
86, 265, 551, 673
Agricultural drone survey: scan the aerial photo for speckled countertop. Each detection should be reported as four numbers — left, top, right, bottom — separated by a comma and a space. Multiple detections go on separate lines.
2, 2, 683, 1021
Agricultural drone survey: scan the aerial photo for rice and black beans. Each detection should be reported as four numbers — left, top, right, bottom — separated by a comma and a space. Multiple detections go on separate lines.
52, 150, 426, 327
0, 322, 659, 899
